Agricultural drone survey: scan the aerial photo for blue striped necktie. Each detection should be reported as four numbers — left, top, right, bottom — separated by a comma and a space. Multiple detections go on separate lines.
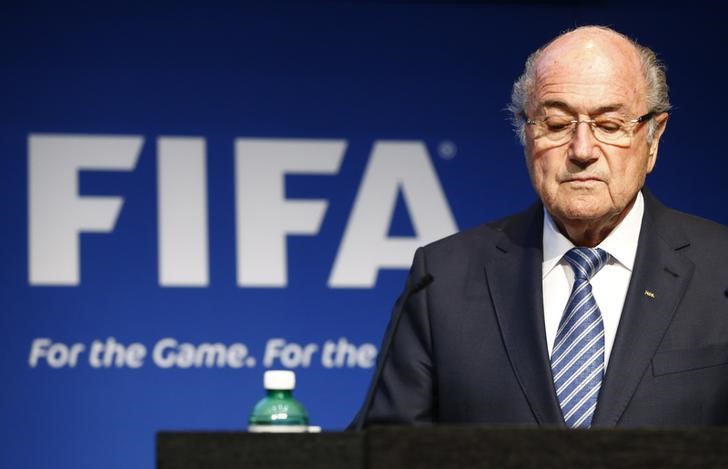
551, 247, 610, 429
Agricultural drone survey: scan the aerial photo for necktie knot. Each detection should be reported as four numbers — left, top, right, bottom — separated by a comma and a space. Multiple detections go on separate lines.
564, 247, 609, 281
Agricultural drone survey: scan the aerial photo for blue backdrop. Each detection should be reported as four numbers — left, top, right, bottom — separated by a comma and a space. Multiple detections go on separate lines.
2, 2, 727, 468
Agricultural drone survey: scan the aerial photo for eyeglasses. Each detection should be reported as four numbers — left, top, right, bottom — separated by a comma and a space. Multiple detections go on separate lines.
525, 111, 655, 147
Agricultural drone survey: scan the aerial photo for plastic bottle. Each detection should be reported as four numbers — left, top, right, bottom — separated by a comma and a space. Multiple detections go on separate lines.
248, 370, 310, 433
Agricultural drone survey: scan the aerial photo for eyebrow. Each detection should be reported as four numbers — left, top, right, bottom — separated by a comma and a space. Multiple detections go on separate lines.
540, 100, 626, 115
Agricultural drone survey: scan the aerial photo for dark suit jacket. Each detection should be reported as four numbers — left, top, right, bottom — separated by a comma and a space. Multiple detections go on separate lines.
360, 189, 728, 428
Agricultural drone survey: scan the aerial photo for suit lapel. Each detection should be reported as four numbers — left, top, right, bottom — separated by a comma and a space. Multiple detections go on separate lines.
592, 192, 694, 426
485, 204, 564, 426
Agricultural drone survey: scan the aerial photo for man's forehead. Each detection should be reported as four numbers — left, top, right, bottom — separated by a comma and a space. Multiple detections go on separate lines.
540, 100, 626, 115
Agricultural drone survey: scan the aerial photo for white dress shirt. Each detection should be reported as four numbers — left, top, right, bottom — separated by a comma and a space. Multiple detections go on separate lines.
542, 192, 644, 370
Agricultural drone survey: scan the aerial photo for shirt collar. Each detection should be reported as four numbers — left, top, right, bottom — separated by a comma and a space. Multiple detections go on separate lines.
542, 191, 644, 278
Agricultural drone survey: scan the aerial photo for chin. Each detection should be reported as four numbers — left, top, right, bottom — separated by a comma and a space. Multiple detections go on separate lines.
554, 203, 612, 223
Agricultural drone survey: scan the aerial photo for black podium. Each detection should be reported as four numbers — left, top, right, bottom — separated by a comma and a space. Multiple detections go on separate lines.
157, 426, 728, 469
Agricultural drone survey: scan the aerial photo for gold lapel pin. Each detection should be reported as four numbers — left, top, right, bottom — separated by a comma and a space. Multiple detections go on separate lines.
644, 290, 656, 299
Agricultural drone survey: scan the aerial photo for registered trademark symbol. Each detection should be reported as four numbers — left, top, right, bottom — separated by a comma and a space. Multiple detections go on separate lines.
438, 141, 457, 160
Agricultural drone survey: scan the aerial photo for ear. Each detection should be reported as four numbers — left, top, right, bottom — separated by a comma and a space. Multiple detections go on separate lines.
646, 112, 669, 173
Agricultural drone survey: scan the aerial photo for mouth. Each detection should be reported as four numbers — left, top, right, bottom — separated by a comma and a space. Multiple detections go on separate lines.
564, 176, 604, 183
562, 177, 604, 187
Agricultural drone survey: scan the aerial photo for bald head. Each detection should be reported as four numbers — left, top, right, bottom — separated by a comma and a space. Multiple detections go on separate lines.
535, 27, 646, 108
538, 26, 643, 71
508, 26, 671, 144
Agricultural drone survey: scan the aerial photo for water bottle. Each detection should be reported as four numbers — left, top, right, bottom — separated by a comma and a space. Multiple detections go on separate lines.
248, 370, 310, 433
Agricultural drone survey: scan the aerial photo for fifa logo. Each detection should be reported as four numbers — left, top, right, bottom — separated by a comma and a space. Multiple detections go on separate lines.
28, 135, 457, 288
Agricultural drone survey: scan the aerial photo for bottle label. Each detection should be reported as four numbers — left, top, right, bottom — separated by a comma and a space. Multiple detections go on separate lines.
247, 425, 310, 433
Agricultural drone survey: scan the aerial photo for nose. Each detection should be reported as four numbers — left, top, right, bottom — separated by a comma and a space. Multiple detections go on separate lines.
569, 121, 598, 163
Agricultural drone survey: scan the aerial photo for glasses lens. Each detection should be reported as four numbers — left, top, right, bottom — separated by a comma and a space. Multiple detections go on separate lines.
540, 116, 573, 142
592, 117, 630, 145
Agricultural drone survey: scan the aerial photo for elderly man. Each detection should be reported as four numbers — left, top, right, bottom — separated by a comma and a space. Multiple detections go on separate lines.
355, 26, 728, 428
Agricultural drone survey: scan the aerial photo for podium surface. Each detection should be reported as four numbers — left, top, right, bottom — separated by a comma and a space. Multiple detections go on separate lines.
157, 426, 728, 469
